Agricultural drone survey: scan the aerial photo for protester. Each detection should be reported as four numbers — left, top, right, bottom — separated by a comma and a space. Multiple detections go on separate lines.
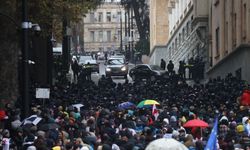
71, 59, 80, 83
160, 59, 166, 70
0, 71, 249, 150
167, 60, 174, 75
85, 62, 92, 81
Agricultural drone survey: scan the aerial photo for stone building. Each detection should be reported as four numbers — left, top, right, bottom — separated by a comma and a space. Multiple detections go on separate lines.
149, 0, 169, 52
83, 0, 139, 53
150, 0, 209, 74
207, 0, 250, 82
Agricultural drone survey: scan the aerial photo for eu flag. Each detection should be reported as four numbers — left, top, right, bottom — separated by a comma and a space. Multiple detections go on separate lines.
205, 117, 218, 150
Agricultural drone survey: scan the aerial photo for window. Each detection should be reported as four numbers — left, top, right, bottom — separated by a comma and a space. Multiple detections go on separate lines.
107, 30, 111, 42
186, 22, 189, 35
90, 31, 95, 42
215, 27, 220, 56
225, 22, 228, 55
99, 31, 103, 42
175, 38, 177, 51
98, 12, 103, 22
117, 30, 121, 41
172, 43, 174, 53
182, 28, 185, 41
169, 47, 171, 58
106, 12, 111, 22
117, 11, 121, 20
232, 13, 236, 47
89, 12, 95, 23
242, 3, 247, 40
179, 33, 182, 45
190, 21, 193, 31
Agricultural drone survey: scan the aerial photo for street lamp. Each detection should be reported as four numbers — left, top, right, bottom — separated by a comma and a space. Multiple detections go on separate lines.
22, 0, 41, 118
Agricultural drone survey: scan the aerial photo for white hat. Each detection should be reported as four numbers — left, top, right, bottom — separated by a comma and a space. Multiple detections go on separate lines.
242, 116, 249, 125
163, 118, 169, 124
219, 116, 228, 122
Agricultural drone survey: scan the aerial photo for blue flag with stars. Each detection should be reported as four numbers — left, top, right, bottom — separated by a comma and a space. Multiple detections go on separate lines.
205, 117, 218, 150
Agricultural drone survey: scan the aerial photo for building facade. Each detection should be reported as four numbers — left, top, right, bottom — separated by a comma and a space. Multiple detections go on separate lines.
150, 0, 209, 74
149, 0, 169, 51
207, 0, 250, 82
83, 0, 139, 53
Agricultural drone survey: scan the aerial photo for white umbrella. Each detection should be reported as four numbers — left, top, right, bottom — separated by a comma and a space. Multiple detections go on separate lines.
72, 104, 84, 112
145, 138, 188, 150
22, 115, 42, 126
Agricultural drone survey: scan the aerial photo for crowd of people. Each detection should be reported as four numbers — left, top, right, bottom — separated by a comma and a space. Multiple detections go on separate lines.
0, 70, 250, 150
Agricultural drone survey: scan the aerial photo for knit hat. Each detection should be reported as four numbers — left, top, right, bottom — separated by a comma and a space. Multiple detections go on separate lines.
52, 146, 61, 150
236, 125, 244, 133
0, 110, 8, 120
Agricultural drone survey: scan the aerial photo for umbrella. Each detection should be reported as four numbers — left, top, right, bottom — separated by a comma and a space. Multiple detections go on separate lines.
39, 123, 60, 131
240, 90, 250, 106
72, 104, 84, 112
22, 115, 42, 126
145, 138, 188, 150
118, 102, 135, 109
137, 99, 160, 108
183, 119, 209, 138
183, 119, 209, 128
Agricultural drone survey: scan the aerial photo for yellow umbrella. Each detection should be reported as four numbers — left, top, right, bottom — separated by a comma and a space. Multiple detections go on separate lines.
137, 99, 160, 108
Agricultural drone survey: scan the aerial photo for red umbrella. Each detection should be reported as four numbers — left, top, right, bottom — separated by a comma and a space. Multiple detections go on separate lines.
240, 90, 250, 106
183, 119, 209, 128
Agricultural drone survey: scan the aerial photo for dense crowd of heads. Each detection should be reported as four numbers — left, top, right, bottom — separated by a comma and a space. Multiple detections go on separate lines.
0, 72, 249, 149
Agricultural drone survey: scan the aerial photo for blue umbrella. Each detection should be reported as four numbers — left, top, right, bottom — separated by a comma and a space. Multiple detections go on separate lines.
118, 102, 136, 110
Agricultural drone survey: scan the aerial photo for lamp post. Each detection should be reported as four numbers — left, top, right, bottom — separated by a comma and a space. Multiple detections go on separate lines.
21, 0, 41, 118
21, 0, 30, 118
120, 12, 123, 52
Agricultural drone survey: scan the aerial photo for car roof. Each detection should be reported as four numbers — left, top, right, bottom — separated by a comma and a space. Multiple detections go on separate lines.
85, 59, 97, 64
108, 57, 124, 60
135, 64, 150, 67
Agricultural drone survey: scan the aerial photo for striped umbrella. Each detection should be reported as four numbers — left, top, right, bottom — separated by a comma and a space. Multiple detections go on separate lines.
137, 99, 160, 108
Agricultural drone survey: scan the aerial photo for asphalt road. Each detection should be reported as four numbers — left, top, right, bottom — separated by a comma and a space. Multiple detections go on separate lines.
90, 60, 134, 85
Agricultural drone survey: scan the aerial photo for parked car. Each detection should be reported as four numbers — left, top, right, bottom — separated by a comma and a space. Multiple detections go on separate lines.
78, 56, 93, 65
112, 53, 125, 59
83, 59, 99, 73
129, 64, 166, 81
105, 57, 128, 79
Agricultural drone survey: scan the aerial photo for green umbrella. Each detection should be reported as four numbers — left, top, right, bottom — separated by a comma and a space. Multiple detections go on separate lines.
137, 99, 160, 108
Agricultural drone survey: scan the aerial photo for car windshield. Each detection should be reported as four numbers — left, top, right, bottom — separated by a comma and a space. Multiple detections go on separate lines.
79, 56, 92, 63
107, 59, 124, 65
85, 60, 97, 64
150, 65, 162, 70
